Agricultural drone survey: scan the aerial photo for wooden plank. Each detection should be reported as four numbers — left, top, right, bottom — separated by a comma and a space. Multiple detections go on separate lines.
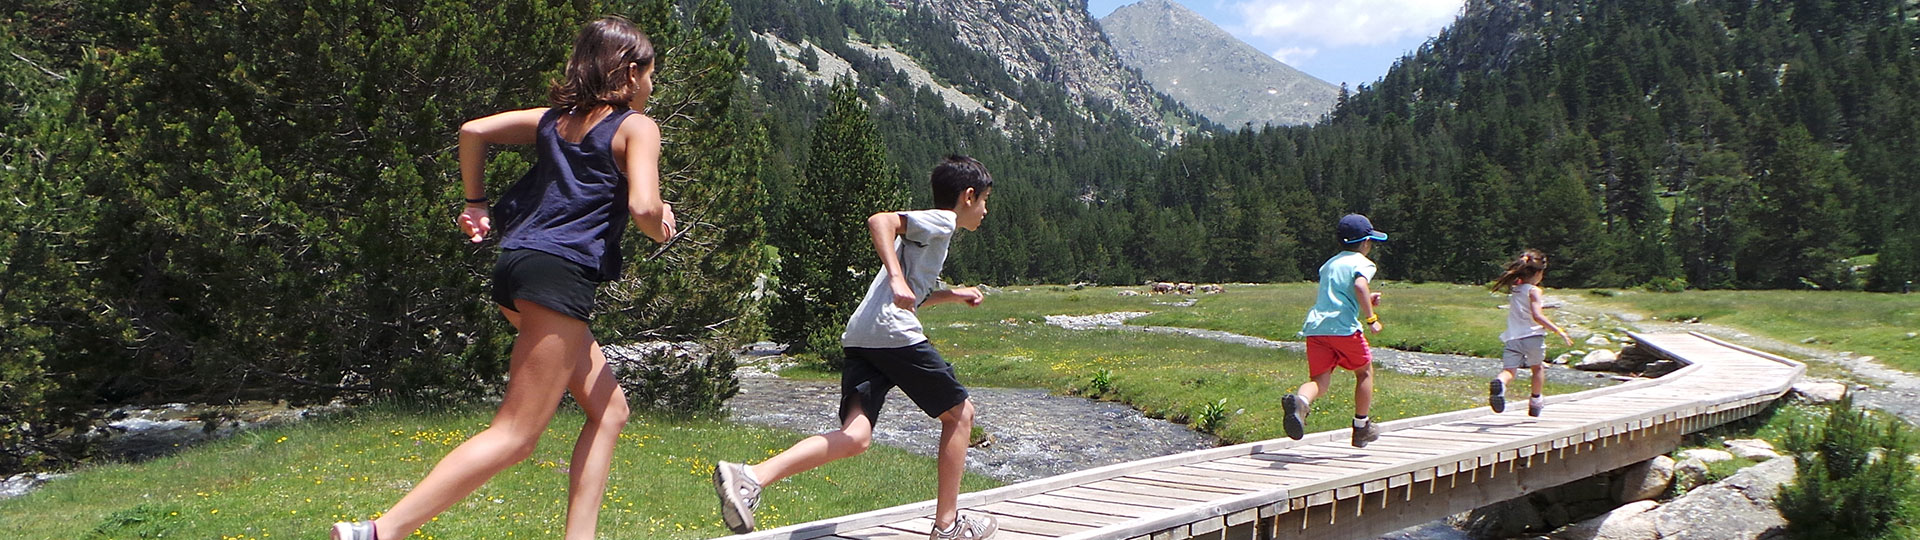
1131, 469, 1276, 491
1053, 485, 1191, 509
1018, 492, 1163, 518
1106, 476, 1249, 497
982, 500, 1131, 527
1185, 459, 1330, 481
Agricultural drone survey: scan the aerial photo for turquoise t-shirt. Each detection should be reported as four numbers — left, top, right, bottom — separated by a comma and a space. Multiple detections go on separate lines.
1300, 251, 1377, 337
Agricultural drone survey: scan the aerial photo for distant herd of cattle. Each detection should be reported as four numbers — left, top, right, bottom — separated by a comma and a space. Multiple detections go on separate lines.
1115, 282, 1225, 296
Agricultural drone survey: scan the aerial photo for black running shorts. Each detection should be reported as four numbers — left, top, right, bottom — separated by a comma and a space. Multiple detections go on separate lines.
839, 341, 970, 426
491, 248, 597, 322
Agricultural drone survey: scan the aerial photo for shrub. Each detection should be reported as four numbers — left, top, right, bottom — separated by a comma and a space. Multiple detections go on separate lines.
603, 342, 740, 415
1640, 277, 1690, 293
804, 326, 848, 371
1778, 396, 1918, 540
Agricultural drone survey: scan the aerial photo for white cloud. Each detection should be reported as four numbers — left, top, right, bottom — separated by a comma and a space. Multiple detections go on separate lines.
1269, 46, 1318, 64
1233, 0, 1464, 47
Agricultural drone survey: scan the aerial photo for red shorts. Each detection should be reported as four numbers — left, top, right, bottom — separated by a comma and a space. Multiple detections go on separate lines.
1306, 333, 1373, 377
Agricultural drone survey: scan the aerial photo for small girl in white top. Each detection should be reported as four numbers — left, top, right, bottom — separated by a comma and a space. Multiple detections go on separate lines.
1488, 249, 1572, 416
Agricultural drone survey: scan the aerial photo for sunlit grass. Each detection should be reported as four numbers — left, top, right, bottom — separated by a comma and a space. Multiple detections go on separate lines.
0, 403, 996, 540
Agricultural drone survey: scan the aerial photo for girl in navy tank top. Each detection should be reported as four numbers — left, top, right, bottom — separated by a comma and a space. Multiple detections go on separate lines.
331, 16, 674, 540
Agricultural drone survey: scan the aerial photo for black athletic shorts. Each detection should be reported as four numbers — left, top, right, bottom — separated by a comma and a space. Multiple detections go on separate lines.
839, 341, 970, 426
491, 248, 597, 322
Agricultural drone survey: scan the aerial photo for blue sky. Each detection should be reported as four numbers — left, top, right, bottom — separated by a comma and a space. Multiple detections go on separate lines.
1086, 0, 1467, 90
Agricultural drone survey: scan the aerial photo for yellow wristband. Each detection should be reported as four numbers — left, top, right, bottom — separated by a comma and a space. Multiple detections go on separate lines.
1363, 314, 1379, 325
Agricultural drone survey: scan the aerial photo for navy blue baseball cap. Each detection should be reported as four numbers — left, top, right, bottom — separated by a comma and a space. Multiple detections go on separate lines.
1337, 214, 1389, 244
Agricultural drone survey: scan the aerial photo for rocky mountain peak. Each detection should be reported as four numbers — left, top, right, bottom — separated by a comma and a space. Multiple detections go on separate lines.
1101, 0, 1339, 127
895, 0, 1191, 143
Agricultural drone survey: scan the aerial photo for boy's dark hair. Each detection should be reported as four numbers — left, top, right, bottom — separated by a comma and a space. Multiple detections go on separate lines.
930, 155, 992, 209
549, 16, 656, 111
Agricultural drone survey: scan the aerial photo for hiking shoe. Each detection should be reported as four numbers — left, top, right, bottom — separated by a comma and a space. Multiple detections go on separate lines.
1351, 419, 1381, 448
1281, 394, 1308, 440
330, 521, 377, 540
1528, 396, 1545, 417
713, 461, 761, 533
931, 512, 998, 540
1488, 379, 1506, 413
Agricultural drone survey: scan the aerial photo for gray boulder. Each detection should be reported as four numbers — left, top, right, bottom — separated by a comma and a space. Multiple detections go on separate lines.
1790, 381, 1847, 404
1677, 448, 1735, 463
1615, 456, 1677, 503
1724, 439, 1780, 462
1648, 458, 1794, 539
1576, 349, 1624, 371
1555, 500, 1660, 540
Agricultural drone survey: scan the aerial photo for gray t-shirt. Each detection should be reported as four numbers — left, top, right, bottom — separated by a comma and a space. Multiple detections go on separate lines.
841, 209, 957, 348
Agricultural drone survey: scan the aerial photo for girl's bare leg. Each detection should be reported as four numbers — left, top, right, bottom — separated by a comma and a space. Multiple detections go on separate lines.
372, 303, 587, 538
561, 341, 631, 540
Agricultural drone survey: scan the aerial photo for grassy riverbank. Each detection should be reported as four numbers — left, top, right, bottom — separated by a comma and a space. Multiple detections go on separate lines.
0, 403, 997, 540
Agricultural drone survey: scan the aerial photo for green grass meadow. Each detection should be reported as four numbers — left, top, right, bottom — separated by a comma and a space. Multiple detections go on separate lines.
0, 404, 996, 540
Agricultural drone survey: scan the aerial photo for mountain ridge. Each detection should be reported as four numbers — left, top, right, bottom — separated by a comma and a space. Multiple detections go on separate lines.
1100, 0, 1339, 127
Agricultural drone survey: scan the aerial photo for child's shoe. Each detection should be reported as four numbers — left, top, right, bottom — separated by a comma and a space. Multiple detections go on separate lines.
330, 521, 377, 540
1528, 396, 1545, 417
930, 512, 998, 540
1351, 419, 1380, 448
1281, 394, 1309, 440
713, 461, 762, 533
1488, 379, 1506, 413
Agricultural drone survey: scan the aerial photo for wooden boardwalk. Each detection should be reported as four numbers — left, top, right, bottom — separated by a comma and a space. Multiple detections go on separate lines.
718, 332, 1804, 540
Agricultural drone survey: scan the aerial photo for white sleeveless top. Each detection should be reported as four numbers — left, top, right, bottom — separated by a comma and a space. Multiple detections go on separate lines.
1501, 283, 1544, 342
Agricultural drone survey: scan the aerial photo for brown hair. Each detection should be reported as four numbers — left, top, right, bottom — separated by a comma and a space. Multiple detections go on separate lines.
548, 16, 656, 111
1490, 249, 1549, 293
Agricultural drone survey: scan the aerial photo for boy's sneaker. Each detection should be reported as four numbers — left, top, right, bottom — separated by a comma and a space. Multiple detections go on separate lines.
713, 461, 761, 533
1281, 394, 1309, 440
1351, 419, 1380, 448
1487, 379, 1506, 413
330, 521, 377, 540
1528, 396, 1545, 417
931, 512, 998, 540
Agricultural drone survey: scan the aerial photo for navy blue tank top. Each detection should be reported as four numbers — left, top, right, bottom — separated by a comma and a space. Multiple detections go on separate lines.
494, 106, 637, 281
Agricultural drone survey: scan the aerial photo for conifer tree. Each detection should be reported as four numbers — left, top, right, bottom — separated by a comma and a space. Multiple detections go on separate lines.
768, 83, 908, 357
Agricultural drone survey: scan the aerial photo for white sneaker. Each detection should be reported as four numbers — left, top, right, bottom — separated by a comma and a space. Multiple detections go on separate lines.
330, 521, 377, 540
931, 512, 997, 540
1528, 396, 1545, 417
713, 461, 762, 533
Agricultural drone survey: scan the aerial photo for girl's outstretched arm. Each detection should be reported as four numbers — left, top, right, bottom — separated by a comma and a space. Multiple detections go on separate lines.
1529, 287, 1572, 345
619, 114, 674, 243
456, 108, 545, 243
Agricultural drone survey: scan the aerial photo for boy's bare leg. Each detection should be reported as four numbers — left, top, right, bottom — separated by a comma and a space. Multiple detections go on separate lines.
1529, 364, 1546, 395
932, 400, 976, 529
1353, 364, 1374, 417
750, 403, 875, 485
562, 341, 631, 540
1496, 368, 1517, 385
374, 304, 585, 538
1295, 371, 1334, 403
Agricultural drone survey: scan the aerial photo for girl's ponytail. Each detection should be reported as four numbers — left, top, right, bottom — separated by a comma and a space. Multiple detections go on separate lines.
1490, 249, 1549, 293
549, 16, 656, 112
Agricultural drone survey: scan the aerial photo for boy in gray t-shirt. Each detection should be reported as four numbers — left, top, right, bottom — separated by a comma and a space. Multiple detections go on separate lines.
715, 156, 999, 540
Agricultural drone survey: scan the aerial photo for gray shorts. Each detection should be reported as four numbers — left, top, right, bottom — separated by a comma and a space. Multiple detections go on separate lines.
1502, 336, 1547, 369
